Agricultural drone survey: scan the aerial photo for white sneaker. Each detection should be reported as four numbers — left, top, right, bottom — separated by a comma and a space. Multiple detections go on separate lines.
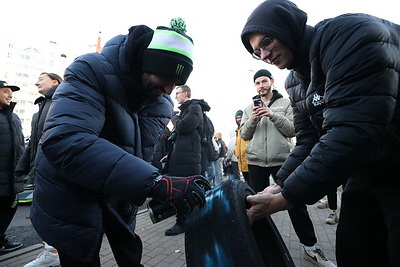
317, 199, 328, 209
304, 248, 336, 267
325, 212, 339, 225
24, 250, 60, 267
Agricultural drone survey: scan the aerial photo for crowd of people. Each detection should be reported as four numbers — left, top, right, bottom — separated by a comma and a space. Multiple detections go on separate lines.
1, 1, 400, 266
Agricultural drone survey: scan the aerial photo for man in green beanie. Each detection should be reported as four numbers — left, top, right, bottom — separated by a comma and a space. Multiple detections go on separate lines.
30, 18, 210, 266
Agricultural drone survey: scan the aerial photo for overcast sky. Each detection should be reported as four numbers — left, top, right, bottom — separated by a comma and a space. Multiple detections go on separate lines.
3, 0, 399, 137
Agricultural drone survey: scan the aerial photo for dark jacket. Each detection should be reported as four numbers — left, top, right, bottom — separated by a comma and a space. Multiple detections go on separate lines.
167, 99, 207, 176
217, 138, 227, 158
151, 128, 173, 171
16, 86, 58, 178
0, 102, 25, 196
30, 25, 173, 261
242, 1, 400, 206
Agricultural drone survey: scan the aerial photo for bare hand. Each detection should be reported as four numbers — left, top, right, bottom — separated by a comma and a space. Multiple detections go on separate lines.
258, 184, 282, 194
246, 193, 293, 225
251, 106, 262, 120
251, 106, 274, 120
160, 155, 168, 163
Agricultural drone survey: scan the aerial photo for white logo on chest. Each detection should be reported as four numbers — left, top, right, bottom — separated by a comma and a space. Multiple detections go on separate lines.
312, 93, 324, 107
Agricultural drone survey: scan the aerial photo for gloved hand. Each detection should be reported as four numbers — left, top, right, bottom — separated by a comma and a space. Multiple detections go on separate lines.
150, 175, 211, 215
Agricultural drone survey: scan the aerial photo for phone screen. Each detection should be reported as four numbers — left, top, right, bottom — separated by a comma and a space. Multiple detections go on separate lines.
253, 99, 262, 107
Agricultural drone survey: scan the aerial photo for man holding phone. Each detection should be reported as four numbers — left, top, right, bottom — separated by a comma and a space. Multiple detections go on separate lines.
240, 69, 294, 192
240, 69, 335, 266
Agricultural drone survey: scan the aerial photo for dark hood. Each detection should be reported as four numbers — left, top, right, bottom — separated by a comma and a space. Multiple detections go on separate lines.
191, 99, 211, 112
252, 89, 283, 106
126, 25, 154, 81
241, 0, 314, 72
34, 85, 58, 105
102, 25, 154, 111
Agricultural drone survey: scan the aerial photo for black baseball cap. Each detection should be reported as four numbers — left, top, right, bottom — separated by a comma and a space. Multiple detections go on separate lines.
0, 80, 20, 91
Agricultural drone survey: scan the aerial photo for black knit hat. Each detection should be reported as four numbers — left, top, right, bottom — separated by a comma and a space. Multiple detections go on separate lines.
235, 110, 243, 117
253, 69, 273, 82
142, 18, 194, 85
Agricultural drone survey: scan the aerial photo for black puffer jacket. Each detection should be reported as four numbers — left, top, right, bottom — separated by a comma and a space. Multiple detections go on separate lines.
16, 86, 58, 177
167, 99, 208, 176
0, 102, 24, 196
242, 0, 400, 206
30, 25, 173, 261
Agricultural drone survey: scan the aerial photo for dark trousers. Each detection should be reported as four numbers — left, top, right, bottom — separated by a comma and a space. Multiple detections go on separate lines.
336, 175, 400, 266
248, 164, 280, 192
248, 164, 317, 247
286, 204, 317, 246
58, 233, 143, 267
0, 194, 18, 245
242, 171, 249, 184
175, 207, 187, 226
59, 201, 143, 267
59, 250, 101, 267
327, 180, 347, 210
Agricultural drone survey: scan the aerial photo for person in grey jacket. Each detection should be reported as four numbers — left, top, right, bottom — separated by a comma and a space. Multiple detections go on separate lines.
242, 0, 400, 266
241, 69, 335, 267
240, 69, 294, 191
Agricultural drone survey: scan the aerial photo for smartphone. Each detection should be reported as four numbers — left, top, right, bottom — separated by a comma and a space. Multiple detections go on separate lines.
253, 98, 263, 108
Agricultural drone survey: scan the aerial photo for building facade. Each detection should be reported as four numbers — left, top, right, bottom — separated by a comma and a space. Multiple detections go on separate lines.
0, 32, 96, 137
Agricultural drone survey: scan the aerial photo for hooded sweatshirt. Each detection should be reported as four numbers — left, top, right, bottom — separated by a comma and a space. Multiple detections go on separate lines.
240, 0, 400, 206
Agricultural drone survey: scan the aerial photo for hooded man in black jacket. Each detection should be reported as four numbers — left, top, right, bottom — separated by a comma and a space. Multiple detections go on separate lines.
241, 1, 400, 266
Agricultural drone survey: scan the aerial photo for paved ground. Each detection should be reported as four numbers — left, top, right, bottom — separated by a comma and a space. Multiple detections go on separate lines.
0, 195, 339, 267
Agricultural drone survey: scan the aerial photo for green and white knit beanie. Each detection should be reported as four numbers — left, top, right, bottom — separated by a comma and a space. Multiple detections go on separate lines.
142, 17, 194, 85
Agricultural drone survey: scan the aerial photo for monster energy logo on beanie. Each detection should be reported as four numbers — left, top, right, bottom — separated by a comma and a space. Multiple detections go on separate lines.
176, 64, 184, 75
142, 17, 194, 85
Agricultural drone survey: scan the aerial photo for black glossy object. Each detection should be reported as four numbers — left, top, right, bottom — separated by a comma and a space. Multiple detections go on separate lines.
147, 199, 176, 224
185, 179, 295, 267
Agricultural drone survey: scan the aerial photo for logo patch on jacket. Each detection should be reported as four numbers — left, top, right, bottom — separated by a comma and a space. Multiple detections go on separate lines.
312, 93, 324, 107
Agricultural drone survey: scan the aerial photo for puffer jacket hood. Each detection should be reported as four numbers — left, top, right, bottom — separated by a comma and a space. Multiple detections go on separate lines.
191, 99, 211, 112
125, 25, 153, 80
101, 25, 157, 111
241, 0, 314, 72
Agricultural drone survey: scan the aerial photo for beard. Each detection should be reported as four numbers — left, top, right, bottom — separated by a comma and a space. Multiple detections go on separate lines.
259, 87, 272, 98
141, 74, 165, 101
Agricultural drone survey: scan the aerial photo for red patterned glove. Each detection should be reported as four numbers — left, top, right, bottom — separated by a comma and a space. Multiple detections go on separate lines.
150, 175, 211, 215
